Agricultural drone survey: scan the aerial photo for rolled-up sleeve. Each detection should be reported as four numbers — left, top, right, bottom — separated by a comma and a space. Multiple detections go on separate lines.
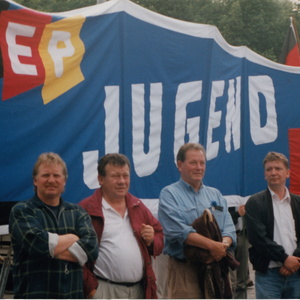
158, 180, 236, 257
69, 242, 88, 266
48, 232, 59, 258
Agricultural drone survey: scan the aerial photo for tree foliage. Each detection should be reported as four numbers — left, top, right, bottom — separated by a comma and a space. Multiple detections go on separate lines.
133, 0, 295, 62
13, 0, 297, 62
14, 0, 96, 12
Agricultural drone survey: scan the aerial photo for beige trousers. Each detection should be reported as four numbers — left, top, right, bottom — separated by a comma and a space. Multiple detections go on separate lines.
167, 257, 204, 299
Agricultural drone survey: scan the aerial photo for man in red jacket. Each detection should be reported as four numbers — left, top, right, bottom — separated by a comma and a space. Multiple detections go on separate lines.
79, 153, 164, 299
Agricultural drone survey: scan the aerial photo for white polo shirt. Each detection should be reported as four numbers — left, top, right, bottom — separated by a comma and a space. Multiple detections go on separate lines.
93, 198, 144, 282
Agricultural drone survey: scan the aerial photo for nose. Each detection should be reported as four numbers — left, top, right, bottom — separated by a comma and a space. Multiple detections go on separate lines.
117, 175, 126, 183
196, 162, 203, 169
48, 175, 55, 182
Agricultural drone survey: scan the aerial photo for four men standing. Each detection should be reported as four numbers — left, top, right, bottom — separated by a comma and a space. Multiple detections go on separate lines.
9, 147, 300, 299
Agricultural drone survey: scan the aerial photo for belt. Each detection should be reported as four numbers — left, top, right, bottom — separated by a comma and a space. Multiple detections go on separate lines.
96, 275, 142, 287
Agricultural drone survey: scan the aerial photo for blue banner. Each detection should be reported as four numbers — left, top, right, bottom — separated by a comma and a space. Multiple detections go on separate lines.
1, 0, 300, 205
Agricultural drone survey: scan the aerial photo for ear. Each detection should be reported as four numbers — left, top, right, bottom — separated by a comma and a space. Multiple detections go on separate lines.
98, 175, 104, 186
177, 160, 182, 172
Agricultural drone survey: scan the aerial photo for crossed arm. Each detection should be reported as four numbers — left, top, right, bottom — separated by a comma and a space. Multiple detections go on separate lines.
52, 233, 80, 262
48, 232, 88, 265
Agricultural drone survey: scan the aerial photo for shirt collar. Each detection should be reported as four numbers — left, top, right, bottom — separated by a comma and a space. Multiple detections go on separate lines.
102, 197, 128, 218
179, 177, 203, 193
268, 186, 290, 203
102, 197, 110, 210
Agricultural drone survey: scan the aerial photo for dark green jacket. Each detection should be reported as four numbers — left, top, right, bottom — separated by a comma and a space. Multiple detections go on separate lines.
9, 195, 98, 299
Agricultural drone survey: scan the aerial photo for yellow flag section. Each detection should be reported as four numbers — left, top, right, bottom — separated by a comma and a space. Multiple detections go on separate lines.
39, 16, 85, 104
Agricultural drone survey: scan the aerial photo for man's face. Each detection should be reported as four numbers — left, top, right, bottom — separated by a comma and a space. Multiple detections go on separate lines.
34, 162, 66, 205
264, 160, 290, 189
177, 149, 206, 189
99, 163, 130, 200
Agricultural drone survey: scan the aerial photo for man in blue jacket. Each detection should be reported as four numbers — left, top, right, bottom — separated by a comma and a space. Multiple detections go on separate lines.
245, 151, 300, 299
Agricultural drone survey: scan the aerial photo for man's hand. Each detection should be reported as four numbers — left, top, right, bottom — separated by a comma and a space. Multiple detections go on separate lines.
141, 224, 154, 247
87, 288, 97, 299
222, 237, 232, 250
279, 266, 293, 276
282, 255, 300, 274
237, 204, 246, 217
55, 249, 79, 262
186, 233, 230, 262
54, 233, 79, 257
208, 241, 227, 261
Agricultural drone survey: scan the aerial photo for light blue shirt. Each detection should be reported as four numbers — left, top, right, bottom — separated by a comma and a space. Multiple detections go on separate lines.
158, 178, 236, 259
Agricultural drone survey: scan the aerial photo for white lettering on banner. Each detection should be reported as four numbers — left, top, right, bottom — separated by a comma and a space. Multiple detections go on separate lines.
104, 86, 120, 153
48, 31, 74, 78
206, 80, 225, 160
132, 83, 162, 177
82, 86, 120, 189
82, 75, 278, 186
6, 22, 37, 75
174, 81, 202, 164
249, 75, 278, 145
225, 77, 241, 153
83, 151, 100, 189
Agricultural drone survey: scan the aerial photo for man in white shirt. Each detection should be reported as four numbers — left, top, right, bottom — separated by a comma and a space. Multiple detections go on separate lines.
79, 153, 164, 299
245, 151, 300, 299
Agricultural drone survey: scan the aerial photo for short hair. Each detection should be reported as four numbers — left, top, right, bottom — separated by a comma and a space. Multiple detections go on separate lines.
176, 143, 206, 162
32, 152, 68, 179
263, 151, 289, 169
97, 153, 130, 176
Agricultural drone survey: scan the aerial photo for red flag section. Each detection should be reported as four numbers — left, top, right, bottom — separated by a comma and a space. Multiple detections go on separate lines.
0, 9, 51, 100
288, 128, 300, 194
278, 17, 300, 66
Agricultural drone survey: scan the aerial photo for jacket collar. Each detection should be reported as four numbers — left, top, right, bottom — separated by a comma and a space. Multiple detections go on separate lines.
84, 188, 142, 217
31, 193, 65, 208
